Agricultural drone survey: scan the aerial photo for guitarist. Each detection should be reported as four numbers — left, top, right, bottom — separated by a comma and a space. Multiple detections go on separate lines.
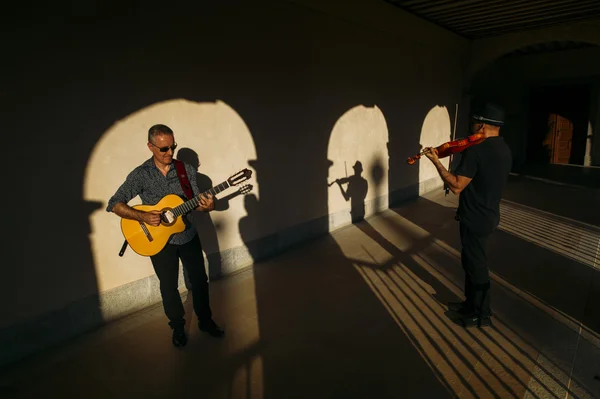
106, 124, 224, 347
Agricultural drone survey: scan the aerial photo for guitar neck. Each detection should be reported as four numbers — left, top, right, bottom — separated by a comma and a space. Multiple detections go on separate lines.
203, 180, 231, 198
172, 180, 231, 217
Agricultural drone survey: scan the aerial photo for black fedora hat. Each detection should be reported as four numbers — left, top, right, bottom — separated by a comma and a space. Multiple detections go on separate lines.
472, 102, 505, 127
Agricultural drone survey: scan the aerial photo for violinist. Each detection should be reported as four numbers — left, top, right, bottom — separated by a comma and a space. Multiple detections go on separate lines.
423, 102, 512, 328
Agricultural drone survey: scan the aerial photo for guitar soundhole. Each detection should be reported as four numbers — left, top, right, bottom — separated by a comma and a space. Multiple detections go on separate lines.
160, 209, 176, 226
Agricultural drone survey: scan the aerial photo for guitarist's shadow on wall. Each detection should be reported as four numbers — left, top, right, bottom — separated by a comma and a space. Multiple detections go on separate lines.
177, 148, 243, 284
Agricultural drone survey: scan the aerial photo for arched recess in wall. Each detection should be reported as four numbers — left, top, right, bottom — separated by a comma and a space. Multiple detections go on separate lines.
418, 106, 453, 194
468, 40, 600, 168
467, 17, 600, 82
469, 40, 600, 88
326, 105, 389, 231
84, 99, 258, 293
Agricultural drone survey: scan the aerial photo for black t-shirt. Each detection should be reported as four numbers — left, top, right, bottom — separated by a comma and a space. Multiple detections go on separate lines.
454, 136, 512, 234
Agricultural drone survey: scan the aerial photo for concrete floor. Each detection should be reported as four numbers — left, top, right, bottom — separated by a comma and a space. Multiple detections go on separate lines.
1, 175, 599, 399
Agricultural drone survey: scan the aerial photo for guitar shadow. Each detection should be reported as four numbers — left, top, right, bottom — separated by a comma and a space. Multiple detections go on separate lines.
177, 147, 243, 282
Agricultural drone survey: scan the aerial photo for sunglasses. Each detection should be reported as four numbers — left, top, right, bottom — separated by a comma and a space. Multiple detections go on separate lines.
150, 142, 177, 153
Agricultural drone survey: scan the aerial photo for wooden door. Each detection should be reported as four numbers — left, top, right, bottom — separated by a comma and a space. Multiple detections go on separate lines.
543, 114, 573, 164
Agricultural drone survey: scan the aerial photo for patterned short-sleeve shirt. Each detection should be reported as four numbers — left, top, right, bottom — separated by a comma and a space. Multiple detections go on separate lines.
106, 157, 200, 245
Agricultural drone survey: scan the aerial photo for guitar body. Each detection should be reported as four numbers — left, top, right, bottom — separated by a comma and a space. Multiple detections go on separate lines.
120, 194, 187, 256
118, 167, 253, 258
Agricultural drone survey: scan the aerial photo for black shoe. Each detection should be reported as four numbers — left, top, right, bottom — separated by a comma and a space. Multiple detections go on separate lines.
460, 314, 492, 328
447, 301, 468, 312
448, 301, 493, 317
199, 319, 225, 338
169, 321, 187, 347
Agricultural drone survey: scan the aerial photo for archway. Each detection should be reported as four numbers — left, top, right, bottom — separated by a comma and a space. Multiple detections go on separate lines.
84, 98, 258, 317
326, 105, 389, 231
467, 40, 600, 170
467, 17, 600, 82
417, 105, 453, 194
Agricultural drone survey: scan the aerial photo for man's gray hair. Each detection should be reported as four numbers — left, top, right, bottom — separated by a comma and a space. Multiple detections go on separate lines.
148, 124, 174, 142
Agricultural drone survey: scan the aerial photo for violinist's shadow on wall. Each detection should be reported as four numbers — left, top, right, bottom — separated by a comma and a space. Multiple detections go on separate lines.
330, 160, 368, 223
177, 147, 243, 284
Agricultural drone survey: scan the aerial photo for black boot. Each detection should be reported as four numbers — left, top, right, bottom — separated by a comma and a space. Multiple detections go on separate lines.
460, 283, 492, 328
460, 313, 492, 328
169, 320, 187, 347
447, 301, 469, 312
198, 319, 224, 338
448, 301, 493, 317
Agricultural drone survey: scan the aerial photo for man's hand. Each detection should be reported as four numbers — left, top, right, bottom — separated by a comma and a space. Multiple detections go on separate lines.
197, 193, 215, 212
112, 203, 162, 226
140, 210, 162, 226
422, 148, 474, 195
424, 147, 439, 163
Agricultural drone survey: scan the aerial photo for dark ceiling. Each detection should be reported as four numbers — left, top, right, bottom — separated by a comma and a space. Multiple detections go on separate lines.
384, 0, 600, 39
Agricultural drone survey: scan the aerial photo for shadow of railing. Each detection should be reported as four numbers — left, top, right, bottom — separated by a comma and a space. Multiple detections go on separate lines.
351, 222, 528, 398
337, 209, 598, 398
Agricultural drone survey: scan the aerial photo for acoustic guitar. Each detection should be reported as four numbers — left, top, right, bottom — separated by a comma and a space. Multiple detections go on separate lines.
119, 168, 252, 256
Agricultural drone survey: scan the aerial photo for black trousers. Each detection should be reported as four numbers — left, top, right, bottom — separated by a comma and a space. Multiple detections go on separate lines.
150, 236, 212, 327
459, 222, 492, 317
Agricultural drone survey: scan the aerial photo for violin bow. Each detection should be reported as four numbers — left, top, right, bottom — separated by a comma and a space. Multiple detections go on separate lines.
445, 103, 459, 196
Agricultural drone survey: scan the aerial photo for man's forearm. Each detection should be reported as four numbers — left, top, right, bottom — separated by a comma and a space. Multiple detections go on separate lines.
433, 160, 459, 189
112, 202, 144, 221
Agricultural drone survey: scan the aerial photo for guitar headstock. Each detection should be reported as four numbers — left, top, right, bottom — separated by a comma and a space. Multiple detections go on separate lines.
237, 184, 253, 195
228, 168, 252, 186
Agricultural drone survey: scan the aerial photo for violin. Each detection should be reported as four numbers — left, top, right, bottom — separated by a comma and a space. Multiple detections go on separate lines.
406, 132, 486, 165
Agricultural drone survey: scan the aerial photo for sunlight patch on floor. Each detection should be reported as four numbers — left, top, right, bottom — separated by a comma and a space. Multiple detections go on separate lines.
499, 200, 600, 271
331, 212, 595, 398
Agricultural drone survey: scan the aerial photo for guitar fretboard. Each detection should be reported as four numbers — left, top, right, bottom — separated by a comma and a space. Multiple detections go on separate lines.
172, 181, 230, 217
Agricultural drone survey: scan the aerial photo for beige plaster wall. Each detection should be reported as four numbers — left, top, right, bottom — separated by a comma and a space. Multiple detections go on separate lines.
2, 0, 468, 346
290, 0, 466, 49
326, 105, 389, 227
85, 99, 258, 293
417, 105, 453, 191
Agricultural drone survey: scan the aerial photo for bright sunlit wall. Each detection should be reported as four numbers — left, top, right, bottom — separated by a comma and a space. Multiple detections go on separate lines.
85, 99, 258, 298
